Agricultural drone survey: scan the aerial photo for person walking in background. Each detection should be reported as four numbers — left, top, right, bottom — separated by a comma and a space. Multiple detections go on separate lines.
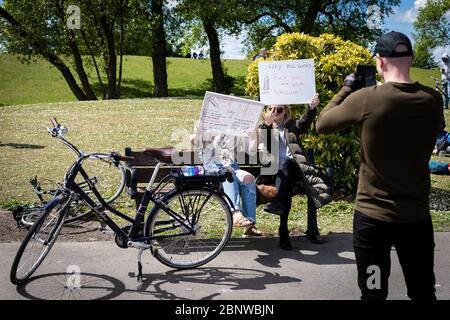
316, 31, 443, 300
441, 53, 450, 109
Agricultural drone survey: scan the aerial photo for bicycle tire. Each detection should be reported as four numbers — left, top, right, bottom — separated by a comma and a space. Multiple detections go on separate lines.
20, 206, 46, 227
145, 188, 232, 269
65, 163, 126, 224
10, 196, 69, 285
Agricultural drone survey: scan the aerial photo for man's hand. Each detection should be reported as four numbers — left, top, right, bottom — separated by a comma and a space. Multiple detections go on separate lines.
343, 73, 364, 91
309, 94, 320, 110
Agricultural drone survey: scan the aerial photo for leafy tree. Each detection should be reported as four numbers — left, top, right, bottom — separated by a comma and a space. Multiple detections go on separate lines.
412, 39, 438, 69
0, 0, 134, 100
176, 0, 249, 93
414, 0, 450, 49
241, 0, 400, 52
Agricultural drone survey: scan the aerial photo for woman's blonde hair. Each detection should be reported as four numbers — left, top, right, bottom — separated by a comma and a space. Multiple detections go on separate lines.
263, 104, 292, 127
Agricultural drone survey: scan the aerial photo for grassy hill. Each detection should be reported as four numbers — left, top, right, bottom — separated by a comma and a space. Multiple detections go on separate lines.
0, 55, 249, 106
0, 54, 441, 106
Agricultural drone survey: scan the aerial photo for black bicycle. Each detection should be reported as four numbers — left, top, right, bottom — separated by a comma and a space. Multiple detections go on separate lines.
10, 117, 234, 285
431, 76, 448, 103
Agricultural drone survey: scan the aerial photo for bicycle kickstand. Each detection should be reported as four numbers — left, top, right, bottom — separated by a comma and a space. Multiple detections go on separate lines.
137, 248, 144, 283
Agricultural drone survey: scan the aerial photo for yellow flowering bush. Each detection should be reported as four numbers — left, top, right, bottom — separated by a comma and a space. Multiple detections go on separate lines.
246, 33, 373, 191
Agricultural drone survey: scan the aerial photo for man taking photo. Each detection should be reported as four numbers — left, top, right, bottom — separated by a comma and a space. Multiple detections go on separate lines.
316, 31, 443, 300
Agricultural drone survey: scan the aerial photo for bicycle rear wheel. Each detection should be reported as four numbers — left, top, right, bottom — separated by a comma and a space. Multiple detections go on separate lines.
10, 196, 69, 285
146, 188, 232, 269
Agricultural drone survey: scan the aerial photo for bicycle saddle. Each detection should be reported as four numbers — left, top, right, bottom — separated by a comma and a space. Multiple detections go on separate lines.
143, 147, 176, 163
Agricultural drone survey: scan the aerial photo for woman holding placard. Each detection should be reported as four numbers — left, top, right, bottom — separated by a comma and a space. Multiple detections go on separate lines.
259, 94, 331, 249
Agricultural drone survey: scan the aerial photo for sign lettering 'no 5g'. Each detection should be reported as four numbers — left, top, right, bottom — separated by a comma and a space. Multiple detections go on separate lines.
258, 59, 316, 105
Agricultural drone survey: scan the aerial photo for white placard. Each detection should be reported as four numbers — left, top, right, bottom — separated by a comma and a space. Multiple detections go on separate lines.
258, 59, 316, 105
199, 92, 265, 134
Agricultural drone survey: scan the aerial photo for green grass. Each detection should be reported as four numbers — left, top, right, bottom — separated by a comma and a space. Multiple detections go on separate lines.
0, 100, 449, 236
0, 54, 249, 106
1, 54, 440, 107
0, 54, 448, 235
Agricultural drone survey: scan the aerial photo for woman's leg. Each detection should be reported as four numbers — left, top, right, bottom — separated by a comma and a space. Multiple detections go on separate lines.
265, 159, 299, 214
279, 196, 292, 250
234, 170, 257, 224
223, 171, 252, 227
222, 174, 242, 211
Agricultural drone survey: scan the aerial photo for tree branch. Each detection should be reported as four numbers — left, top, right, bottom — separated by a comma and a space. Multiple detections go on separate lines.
0, 5, 88, 100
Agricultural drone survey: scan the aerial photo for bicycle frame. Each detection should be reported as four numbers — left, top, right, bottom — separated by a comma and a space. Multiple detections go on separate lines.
47, 118, 234, 247
431, 76, 445, 96
63, 153, 232, 248
11, 117, 236, 285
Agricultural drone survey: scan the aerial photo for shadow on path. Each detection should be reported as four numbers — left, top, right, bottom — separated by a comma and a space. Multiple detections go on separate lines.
224, 232, 355, 268
16, 267, 302, 300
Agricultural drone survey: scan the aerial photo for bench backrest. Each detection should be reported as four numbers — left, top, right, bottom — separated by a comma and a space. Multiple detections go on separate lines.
124, 147, 264, 185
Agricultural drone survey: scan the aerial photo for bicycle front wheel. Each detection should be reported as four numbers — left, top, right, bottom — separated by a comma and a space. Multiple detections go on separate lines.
10, 196, 69, 285
145, 188, 232, 269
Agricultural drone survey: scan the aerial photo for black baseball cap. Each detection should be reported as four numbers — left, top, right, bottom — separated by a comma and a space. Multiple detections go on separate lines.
373, 31, 414, 57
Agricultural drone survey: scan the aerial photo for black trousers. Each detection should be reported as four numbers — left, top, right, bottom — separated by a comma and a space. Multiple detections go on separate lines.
275, 159, 319, 235
353, 211, 436, 300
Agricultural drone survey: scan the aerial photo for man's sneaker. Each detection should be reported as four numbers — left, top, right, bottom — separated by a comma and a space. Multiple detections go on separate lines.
264, 202, 284, 215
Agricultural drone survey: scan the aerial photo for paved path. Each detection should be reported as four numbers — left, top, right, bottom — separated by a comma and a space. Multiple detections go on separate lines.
1, 233, 449, 300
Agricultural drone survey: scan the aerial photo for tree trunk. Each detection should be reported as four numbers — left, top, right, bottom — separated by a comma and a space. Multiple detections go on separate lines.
202, 18, 225, 93
56, 1, 97, 100
68, 40, 98, 100
100, 16, 118, 99
299, 0, 324, 34
81, 29, 106, 99
51, 58, 90, 100
0, 6, 88, 101
151, 0, 168, 97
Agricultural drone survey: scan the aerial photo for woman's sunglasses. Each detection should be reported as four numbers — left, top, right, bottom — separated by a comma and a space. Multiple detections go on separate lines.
269, 107, 285, 114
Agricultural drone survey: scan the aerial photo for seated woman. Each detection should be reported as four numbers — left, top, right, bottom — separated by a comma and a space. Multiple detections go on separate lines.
258, 94, 331, 250
190, 123, 262, 237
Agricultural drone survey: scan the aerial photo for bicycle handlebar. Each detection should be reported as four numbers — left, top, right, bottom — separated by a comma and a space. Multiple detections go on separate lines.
431, 76, 443, 83
50, 117, 60, 128
45, 118, 134, 163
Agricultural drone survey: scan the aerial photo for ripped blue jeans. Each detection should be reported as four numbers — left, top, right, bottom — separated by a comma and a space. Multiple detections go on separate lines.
221, 163, 257, 224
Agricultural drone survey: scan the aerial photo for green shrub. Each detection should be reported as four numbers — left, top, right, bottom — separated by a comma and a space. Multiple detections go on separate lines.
246, 33, 373, 191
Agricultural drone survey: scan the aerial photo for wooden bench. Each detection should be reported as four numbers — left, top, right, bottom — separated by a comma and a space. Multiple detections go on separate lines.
123, 147, 266, 206
123, 147, 331, 242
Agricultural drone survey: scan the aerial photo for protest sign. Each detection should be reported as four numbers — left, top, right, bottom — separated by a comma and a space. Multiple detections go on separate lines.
199, 91, 265, 134
258, 59, 316, 105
